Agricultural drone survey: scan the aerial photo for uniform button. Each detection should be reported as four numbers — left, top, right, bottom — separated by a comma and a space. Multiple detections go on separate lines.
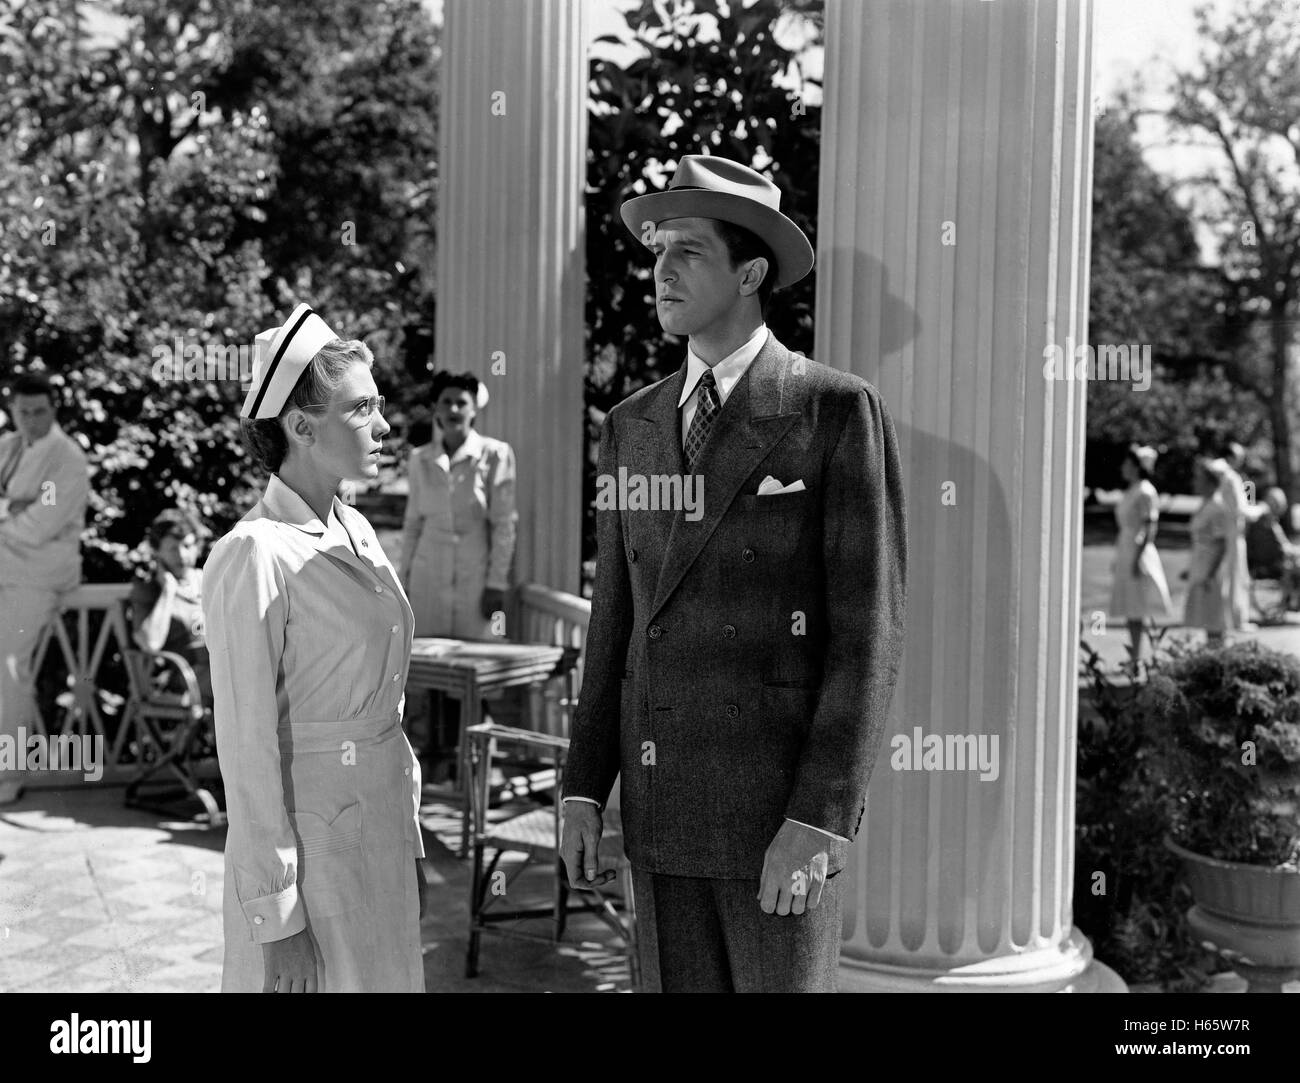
742, 548, 755, 563
361, 540, 369, 547
374, 585, 383, 594
404, 767, 411, 776
648, 624, 662, 640
628, 547, 638, 563
392, 674, 400, 682
391, 625, 399, 634
722, 624, 736, 639
725, 704, 739, 718
253, 915, 264, 926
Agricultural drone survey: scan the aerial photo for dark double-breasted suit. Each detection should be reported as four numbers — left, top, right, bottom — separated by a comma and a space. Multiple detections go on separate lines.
565, 333, 907, 891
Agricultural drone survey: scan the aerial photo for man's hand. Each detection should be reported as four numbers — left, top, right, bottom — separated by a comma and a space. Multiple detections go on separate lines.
416, 858, 429, 921
758, 820, 831, 916
261, 927, 318, 993
560, 800, 615, 889
480, 586, 505, 621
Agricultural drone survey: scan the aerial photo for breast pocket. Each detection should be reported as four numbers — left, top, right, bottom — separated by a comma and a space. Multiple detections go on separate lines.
290, 802, 365, 919
738, 490, 815, 557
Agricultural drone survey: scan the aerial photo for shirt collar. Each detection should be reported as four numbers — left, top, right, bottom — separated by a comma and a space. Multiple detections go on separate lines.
262, 473, 348, 535
678, 324, 769, 408
433, 425, 485, 467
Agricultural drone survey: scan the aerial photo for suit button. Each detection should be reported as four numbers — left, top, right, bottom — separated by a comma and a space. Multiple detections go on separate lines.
253, 915, 264, 926
725, 704, 739, 718
742, 547, 755, 563
391, 625, 399, 634
374, 585, 383, 594
648, 625, 662, 640
722, 624, 736, 639
392, 674, 400, 682
628, 547, 638, 563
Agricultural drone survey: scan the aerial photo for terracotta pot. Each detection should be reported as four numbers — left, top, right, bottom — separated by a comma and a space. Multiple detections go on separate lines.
1166, 837, 1300, 992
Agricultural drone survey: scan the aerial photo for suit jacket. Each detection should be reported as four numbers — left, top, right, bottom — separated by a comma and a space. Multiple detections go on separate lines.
564, 333, 907, 879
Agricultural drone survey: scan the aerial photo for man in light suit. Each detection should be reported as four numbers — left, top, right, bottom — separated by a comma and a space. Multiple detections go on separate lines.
0, 373, 91, 804
560, 156, 907, 991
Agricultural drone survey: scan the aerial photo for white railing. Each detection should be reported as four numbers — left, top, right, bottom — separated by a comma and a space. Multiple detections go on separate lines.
27, 583, 138, 785
514, 582, 590, 737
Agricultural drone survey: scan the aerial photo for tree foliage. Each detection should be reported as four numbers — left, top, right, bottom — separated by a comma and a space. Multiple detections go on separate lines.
0, 0, 438, 579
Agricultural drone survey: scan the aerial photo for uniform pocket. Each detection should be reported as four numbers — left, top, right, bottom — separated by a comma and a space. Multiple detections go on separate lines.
290, 802, 365, 919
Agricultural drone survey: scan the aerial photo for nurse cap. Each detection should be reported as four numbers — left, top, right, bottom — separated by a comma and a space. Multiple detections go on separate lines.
240, 303, 339, 420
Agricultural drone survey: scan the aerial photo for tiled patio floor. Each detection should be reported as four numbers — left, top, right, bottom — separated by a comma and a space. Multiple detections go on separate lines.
0, 785, 633, 993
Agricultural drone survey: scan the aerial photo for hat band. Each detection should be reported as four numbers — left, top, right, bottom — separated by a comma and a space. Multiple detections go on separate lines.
249, 305, 316, 419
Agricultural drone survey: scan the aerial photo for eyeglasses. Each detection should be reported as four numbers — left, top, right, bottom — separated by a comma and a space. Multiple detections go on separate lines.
298, 395, 386, 425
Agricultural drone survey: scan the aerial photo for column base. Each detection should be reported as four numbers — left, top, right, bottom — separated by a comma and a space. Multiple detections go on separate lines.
838, 927, 1128, 993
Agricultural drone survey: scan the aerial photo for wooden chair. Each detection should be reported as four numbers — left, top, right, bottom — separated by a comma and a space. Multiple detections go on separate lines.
463, 721, 638, 987
120, 601, 224, 824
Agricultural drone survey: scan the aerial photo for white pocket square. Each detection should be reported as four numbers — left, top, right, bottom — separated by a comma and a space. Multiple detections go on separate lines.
757, 475, 807, 496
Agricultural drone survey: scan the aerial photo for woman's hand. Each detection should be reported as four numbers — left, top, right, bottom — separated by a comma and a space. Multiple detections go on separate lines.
262, 927, 319, 993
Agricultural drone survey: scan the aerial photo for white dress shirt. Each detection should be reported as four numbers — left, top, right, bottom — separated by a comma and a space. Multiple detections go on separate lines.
566, 324, 849, 845
0, 422, 90, 589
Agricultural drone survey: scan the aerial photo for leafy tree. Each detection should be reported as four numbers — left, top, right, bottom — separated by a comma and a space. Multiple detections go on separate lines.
0, 0, 438, 580
1086, 108, 1256, 494
1164, 0, 1300, 498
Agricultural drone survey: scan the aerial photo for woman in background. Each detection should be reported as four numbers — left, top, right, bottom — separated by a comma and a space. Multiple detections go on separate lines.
399, 370, 517, 640
130, 509, 211, 702
1108, 444, 1174, 669
1183, 457, 1235, 646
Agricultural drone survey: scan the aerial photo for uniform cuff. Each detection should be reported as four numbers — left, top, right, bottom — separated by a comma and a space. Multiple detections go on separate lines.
242, 885, 306, 944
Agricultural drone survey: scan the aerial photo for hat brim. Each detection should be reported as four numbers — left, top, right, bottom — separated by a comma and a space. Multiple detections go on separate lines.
620, 190, 814, 290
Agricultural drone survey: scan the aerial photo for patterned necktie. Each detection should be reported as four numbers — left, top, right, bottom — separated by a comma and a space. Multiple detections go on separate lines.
684, 369, 720, 472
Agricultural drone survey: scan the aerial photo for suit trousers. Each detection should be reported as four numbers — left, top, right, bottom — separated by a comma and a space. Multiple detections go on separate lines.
0, 583, 62, 787
631, 865, 842, 992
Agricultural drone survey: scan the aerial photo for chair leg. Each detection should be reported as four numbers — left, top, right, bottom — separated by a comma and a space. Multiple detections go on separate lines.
466, 842, 486, 978
554, 857, 569, 942
621, 862, 640, 992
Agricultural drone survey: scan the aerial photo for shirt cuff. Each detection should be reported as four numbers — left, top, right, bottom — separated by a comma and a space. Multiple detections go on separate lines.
241, 884, 307, 944
785, 817, 850, 843
562, 796, 602, 811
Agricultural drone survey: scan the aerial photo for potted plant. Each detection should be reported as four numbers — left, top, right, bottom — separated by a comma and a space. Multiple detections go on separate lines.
1136, 640, 1300, 991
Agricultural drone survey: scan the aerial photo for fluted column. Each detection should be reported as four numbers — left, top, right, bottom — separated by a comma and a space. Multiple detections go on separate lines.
435, 0, 587, 595
815, 0, 1122, 991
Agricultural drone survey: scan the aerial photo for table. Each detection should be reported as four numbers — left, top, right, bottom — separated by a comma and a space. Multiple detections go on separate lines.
405, 638, 580, 855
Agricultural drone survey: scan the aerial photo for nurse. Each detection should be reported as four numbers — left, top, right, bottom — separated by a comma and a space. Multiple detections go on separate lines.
399, 370, 517, 640
203, 303, 427, 993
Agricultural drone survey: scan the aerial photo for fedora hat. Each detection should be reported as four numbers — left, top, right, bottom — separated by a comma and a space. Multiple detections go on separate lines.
620, 155, 814, 290
240, 303, 339, 420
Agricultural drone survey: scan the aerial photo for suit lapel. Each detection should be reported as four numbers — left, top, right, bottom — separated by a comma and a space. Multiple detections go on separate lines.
647, 334, 798, 620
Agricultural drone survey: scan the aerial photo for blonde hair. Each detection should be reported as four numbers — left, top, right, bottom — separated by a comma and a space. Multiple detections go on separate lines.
239, 338, 375, 473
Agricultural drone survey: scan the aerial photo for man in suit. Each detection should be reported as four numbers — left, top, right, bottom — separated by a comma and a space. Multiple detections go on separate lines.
0, 373, 91, 804
560, 155, 907, 992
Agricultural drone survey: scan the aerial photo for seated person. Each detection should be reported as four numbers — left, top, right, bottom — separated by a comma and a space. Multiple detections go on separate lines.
1245, 487, 1300, 610
129, 510, 211, 703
